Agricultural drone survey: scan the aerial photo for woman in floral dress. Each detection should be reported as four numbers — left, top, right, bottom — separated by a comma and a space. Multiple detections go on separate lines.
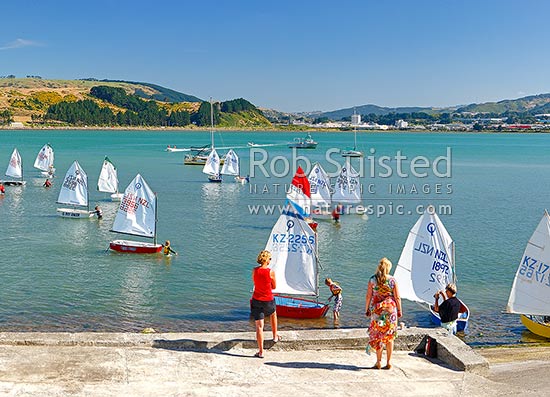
365, 257, 402, 369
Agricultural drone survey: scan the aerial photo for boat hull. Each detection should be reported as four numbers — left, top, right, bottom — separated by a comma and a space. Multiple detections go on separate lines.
208, 175, 222, 183
40, 171, 55, 178
430, 299, 470, 332
184, 156, 207, 165
274, 295, 329, 319
2, 180, 26, 186
57, 208, 94, 218
521, 315, 550, 338
341, 150, 363, 157
109, 239, 163, 254
288, 143, 317, 149
185, 155, 225, 166
110, 193, 123, 201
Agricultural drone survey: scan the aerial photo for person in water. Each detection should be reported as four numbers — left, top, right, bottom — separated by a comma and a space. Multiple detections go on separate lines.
93, 205, 103, 220
163, 240, 178, 256
325, 277, 343, 324
0, 182, 5, 195
433, 283, 461, 335
332, 203, 344, 223
43, 179, 52, 188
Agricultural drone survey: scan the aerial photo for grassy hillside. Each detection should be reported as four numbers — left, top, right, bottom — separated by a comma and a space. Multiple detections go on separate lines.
96, 79, 203, 102
0, 78, 176, 123
314, 94, 550, 121
456, 94, 550, 114
218, 110, 271, 128
0, 78, 271, 128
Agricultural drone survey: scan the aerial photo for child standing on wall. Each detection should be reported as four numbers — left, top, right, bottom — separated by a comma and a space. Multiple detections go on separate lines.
325, 277, 343, 325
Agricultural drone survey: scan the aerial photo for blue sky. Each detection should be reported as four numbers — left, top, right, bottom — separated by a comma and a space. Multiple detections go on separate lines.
1, 0, 549, 112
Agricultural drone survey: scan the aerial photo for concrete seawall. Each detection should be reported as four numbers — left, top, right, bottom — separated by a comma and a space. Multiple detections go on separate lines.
2, 329, 550, 396
0, 326, 489, 374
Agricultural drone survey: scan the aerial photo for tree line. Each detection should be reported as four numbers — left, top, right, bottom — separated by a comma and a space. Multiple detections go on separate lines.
44, 86, 260, 127
0, 110, 14, 124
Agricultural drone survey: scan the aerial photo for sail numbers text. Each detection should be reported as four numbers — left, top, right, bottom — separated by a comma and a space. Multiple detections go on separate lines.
414, 241, 451, 284
271, 233, 315, 254
519, 256, 550, 286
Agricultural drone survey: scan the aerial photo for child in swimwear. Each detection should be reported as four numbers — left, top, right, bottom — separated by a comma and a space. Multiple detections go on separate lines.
325, 277, 343, 324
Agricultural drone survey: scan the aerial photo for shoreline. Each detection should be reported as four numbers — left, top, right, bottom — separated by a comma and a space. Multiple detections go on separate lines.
2, 126, 550, 133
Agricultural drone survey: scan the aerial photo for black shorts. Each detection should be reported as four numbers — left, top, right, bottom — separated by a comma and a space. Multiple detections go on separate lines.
250, 298, 276, 321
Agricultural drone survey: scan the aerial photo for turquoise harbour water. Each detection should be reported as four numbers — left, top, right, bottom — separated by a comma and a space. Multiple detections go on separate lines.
1, 129, 549, 346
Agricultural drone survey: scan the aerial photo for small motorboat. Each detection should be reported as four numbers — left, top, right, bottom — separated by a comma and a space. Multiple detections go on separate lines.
288, 133, 318, 149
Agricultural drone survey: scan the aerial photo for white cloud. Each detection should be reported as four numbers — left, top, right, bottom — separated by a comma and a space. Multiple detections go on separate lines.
0, 38, 41, 50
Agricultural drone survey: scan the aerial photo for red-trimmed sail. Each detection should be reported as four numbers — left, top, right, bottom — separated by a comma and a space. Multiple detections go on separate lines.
286, 166, 312, 217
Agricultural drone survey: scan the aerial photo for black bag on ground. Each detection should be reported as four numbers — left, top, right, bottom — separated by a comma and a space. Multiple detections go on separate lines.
415, 335, 437, 358
424, 336, 437, 357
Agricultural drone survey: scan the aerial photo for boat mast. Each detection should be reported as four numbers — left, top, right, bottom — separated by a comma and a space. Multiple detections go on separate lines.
21, 150, 24, 182
353, 108, 357, 150
314, 230, 320, 298
85, 167, 89, 211
153, 192, 158, 245
451, 241, 456, 285
210, 97, 214, 150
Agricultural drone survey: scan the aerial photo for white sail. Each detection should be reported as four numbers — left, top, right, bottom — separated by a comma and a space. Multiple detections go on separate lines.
5, 148, 23, 179
393, 206, 454, 304
57, 161, 89, 207
97, 157, 119, 194
308, 163, 332, 210
111, 174, 156, 239
33, 144, 54, 172
202, 148, 220, 176
331, 160, 361, 204
221, 149, 239, 176
266, 212, 317, 296
506, 211, 550, 315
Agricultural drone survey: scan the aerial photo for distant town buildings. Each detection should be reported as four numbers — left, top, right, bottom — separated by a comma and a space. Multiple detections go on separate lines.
396, 119, 408, 129
289, 113, 550, 132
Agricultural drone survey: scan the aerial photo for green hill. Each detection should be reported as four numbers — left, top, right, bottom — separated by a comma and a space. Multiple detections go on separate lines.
93, 79, 203, 103
318, 104, 445, 120
0, 78, 271, 128
455, 94, 550, 114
